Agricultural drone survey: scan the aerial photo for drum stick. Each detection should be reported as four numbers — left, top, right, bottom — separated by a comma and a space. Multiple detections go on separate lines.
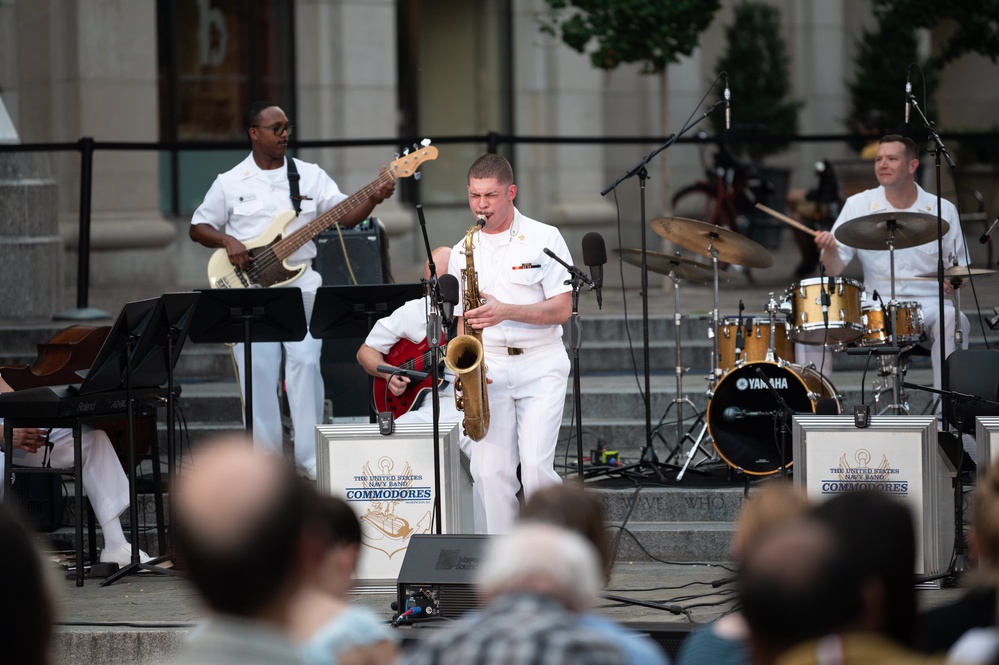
755, 203, 818, 237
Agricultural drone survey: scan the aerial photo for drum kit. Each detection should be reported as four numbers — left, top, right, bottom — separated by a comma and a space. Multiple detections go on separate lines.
614, 209, 996, 479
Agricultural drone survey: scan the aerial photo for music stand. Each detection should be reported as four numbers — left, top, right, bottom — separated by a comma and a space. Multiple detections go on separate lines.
101, 293, 198, 586
74, 298, 159, 395
310, 283, 424, 420
125, 292, 199, 566
187, 288, 307, 437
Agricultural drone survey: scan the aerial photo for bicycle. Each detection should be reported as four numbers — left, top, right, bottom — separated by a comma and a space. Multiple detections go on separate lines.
671, 134, 775, 238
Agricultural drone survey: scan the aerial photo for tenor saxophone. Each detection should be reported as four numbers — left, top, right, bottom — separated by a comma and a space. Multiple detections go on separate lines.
443, 216, 490, 441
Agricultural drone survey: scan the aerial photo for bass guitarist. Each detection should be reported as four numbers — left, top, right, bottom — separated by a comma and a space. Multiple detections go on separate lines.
190, 101, 395, 479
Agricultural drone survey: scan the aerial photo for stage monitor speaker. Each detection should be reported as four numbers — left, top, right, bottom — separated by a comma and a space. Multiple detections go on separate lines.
315, 219, 387, 421
396, 534, 491, 623
314, 218, 388, 286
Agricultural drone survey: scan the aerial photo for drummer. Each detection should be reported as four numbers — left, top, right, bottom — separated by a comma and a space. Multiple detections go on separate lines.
813, 134, 969, 392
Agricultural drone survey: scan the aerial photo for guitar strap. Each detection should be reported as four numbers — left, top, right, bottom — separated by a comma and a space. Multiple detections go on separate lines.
287, 157, 302, 216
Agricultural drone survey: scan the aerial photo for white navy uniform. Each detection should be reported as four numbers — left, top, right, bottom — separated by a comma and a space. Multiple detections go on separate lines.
827, 183, 969, 391
191, 154, 346, 476
449, 208, 572, 533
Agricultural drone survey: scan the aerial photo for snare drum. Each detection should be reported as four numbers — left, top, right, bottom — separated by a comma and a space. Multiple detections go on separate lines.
707, 361, 841, 475
717, 316, 795, 372
860, 301, 924, 346
785, 277, 865, 345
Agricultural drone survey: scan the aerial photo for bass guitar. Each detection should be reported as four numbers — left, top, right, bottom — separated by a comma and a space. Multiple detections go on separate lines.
372, 338, 443, 417
207, 142, 438, 289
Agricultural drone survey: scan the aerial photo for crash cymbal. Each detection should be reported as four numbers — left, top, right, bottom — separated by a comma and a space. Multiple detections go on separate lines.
913, 265, 997, 279
613, 248, 730, 283
834, 211, 947, 250
649, 216, 774, 269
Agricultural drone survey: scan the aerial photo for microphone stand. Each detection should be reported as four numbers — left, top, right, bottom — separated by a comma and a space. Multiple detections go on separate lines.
751, 364, 796, 480
600, 96, 727, 478
907, 90, 956, 429
903, 381, 999, 581
416, 204, 444, 533
544, 248, 595, 481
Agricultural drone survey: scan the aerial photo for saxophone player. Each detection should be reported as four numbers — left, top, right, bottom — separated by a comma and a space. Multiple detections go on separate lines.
447, 154, 573, 534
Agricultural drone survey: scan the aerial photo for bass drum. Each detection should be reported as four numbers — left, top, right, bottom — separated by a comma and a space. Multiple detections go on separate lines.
707, 361, 841, 475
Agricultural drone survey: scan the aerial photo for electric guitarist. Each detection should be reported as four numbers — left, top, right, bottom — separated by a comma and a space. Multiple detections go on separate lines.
189, 101, 396, 479
356, 247, 465, 428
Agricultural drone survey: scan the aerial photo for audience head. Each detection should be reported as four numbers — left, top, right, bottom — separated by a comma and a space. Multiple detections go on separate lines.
520, 483, 614, 583
0, 505, 55, 665
173, 434, 312, 620
731, 482, 811, 562
970, 456, 999, 575
739, 517, 862, 665
304, 494, 363, 598
810, 490, 917, 645
476, 523, 602, 612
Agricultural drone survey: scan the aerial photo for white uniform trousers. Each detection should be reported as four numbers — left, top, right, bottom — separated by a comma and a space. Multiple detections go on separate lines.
396, 383, 484, 532
233, 268, 324, 475
0, 426, 129, 528
471, 342, 569, 534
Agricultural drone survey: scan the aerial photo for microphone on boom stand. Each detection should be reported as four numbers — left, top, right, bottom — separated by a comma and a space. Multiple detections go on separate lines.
582, 232, 607, 309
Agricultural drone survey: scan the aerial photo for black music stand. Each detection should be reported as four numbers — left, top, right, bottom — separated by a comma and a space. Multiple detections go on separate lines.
187, 288, 307, 437
101, 296, 197, 586
310, 284, 424, 420
125, 292, 199, 567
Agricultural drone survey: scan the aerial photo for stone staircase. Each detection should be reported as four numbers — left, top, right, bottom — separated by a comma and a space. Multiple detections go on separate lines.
1, 307, 989, 563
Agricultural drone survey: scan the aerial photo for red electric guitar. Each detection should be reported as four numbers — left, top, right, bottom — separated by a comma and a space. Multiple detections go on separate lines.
372, 338, 443, 416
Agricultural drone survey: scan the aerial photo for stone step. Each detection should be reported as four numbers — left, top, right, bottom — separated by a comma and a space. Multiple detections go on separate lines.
596, 486, 748, 523
610, 521, 736, 563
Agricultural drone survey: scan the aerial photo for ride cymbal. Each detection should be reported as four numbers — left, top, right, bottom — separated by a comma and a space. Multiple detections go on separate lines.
913, 265, 997, 279
613, 248, 729, 283
834, 211, 947, 250
649, 216, 774, 269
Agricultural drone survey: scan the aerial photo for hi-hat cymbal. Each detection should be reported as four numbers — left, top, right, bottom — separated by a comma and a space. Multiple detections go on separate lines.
913, 265, 997, 279
834, 211, 947, 250
649, 216, 774, 269
613, 248, 729, 283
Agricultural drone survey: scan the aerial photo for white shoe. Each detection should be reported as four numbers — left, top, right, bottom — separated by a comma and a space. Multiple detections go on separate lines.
100, 545, 151, 566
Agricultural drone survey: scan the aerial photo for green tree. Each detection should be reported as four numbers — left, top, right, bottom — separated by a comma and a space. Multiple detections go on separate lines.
539, 0, 721, 74
845, 21, 937, 142
711, 1, 803, 163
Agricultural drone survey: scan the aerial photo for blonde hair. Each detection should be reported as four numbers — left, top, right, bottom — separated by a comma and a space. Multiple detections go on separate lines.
732, 483, 811, 562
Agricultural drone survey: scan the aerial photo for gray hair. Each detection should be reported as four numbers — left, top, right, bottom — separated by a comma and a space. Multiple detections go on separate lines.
475, 523, 603, 611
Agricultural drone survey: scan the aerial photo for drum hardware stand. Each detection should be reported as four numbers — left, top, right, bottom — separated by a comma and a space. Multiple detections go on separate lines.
903, 382, 999, 582
750, 364, 796, 480
675, 415, 714, 482
659, 269, 717, 479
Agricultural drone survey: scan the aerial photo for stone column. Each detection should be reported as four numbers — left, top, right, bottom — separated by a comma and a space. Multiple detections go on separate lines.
295, 0, 414, 275
10, 0, 175, 289
0, 98, 62, 321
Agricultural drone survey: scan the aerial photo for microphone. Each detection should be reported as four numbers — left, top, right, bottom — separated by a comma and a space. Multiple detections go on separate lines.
377, 365, 429, 382
904, 71, 911, 125
980, 215, 999, 244
582, 232, 607, 310
439, 273, 460, 324
818, 262, 830, 329
724, 74, 731, 131
723, 406, 776, 421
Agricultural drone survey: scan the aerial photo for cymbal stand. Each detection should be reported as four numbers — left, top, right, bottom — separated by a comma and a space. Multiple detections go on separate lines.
708, 239, 723, 386
883, 222, 908, 413
662, 270, 714, 480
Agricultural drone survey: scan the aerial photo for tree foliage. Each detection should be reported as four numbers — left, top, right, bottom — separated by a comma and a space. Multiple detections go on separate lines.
845, 20, 937, 139
538, 0, 721, 74
872, 0, 999, 67
711, 1, 803, 163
